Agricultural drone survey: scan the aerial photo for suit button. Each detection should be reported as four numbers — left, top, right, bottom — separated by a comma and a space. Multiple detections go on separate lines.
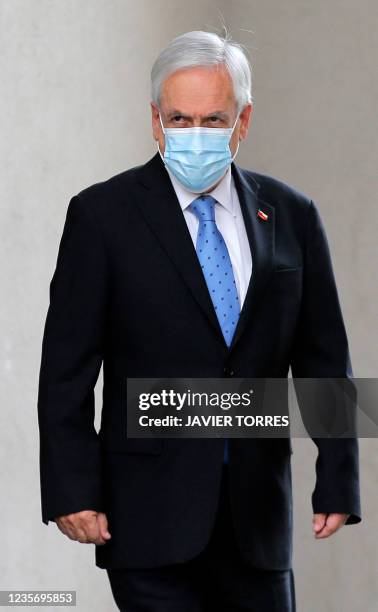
223, 367, 235, 377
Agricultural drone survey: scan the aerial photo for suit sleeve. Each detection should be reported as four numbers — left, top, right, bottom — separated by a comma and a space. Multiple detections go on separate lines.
290, 200, 361, 525
37, 194, 107, 524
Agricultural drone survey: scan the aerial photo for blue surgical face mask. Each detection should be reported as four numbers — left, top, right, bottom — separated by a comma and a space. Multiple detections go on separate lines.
157, 113, 240, 193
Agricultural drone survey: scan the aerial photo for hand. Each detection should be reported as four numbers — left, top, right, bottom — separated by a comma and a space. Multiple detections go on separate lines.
55, 510, 111, 545
312, 513, 349, 538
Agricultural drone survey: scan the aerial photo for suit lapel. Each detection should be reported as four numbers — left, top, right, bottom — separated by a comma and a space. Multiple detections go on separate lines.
134, 153, 227, 348
134, 153, 275, 353
229, 163, 275, 352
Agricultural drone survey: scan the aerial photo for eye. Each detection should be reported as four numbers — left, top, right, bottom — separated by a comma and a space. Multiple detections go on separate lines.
205, 116, 225, 127
172, 115, 185, 123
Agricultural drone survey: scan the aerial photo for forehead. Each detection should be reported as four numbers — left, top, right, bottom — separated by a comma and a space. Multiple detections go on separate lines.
160, 64, 236, 115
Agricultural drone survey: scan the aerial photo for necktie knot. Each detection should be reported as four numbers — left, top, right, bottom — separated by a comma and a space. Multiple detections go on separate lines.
189, 195, 216, 222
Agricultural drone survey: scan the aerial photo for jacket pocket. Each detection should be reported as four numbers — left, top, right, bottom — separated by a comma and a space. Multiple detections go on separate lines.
272, 266, 303, 274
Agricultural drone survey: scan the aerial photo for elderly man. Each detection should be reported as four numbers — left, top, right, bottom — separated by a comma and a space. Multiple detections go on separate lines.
38, 30, 361, 611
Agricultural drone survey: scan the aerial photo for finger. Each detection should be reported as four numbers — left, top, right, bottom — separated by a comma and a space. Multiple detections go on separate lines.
92, 534, 107, 545
312, 513, 327, 534
327, 513, 348, 530
55, 512, 107, 544
75, 527, 91, 543
59, 511, 97, 532
69, 522, 105, 544
56, 519, 76, 540
60, 515, 96, 542
97, 513, 112, 541
65, 524, 83, 541
71, 525, 105, 545
79, 517, 107, 545
82, 528, 107, 545
315, 514, 344, 539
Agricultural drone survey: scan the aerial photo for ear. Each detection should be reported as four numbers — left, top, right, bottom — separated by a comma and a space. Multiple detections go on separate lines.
238, 103, 253, 140
151, 102, 161, 141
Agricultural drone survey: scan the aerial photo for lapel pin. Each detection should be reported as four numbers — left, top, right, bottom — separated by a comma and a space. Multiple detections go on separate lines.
257, 209, 268, 221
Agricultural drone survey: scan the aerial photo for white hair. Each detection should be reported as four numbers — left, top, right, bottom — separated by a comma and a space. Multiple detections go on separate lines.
151, 30, 253, 113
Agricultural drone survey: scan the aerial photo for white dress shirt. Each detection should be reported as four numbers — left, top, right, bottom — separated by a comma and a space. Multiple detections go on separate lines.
166, 166, 252, 308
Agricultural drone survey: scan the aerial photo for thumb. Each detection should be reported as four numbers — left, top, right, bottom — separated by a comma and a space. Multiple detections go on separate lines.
313, 513, 327, 533
97, 512, 112, 540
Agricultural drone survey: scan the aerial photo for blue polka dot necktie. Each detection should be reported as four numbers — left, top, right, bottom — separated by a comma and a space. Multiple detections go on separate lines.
189, 195, 241, 463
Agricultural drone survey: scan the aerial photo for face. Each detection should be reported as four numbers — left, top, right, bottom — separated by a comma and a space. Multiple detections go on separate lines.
151, 64, 253, 163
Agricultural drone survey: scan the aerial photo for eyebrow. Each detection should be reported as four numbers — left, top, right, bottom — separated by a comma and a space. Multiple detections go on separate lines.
167, 110, 229, 120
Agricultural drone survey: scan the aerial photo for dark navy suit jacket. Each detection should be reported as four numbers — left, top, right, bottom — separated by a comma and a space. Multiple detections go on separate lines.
38, 152, 361, 570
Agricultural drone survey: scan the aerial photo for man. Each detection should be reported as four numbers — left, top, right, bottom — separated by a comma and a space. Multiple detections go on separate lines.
38, 30, 361, 611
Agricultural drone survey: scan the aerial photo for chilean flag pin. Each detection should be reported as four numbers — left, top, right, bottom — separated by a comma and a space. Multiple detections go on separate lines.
257, 209, 268, 221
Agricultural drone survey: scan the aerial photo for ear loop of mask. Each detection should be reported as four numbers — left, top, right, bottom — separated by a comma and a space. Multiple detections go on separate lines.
156, 113, 165, 159
159, 113, 166, 135
230, 114, 240, 161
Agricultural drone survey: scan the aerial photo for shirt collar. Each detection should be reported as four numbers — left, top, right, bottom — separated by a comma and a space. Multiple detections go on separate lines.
166, 166, 234, 215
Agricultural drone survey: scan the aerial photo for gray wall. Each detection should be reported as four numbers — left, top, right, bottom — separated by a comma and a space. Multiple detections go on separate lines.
0, 1, 376, 610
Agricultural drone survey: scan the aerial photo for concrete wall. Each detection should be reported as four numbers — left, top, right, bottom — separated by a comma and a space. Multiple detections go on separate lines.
1, 1, 376, 610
